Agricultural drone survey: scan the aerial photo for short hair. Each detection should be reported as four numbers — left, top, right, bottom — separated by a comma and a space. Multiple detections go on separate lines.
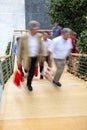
71, 31, 77, 37
28, 20, 40, 30
61, 28, 72, 35
54, 22, 59, 25
43, 31, 50, 35
16, 37, 20, 41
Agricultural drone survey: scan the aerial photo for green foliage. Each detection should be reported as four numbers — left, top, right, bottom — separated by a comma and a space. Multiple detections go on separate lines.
77, 30, 87, 53
5, 42, 11, 55
47, 0, 87, 35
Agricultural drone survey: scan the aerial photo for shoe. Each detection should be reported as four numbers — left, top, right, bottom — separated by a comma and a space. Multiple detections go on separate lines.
27, 86, 33, 91
53, 80, 61, 87
40, 75, 43, 79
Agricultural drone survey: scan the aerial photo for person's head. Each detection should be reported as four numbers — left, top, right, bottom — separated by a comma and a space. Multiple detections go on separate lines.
28, 20, 40, 35
61, 28, 72, 40
54, 22, 59, 27
70, 31, 77, 39
16, 37, 20, 43
43, 31, 50, 41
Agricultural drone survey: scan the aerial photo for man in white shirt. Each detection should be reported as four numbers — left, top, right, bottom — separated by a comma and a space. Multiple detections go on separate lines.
17, 20, 43, 91
48, 28, 72, 86
40, 31, 52, 79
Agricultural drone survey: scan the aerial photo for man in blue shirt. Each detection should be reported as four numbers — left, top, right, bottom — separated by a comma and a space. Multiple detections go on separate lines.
51, 22, 62, 39
13, 37, 20, 55
13, 37, 22, 73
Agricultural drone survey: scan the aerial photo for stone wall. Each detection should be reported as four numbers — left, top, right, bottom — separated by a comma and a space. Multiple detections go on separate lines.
25, 0, 52, 29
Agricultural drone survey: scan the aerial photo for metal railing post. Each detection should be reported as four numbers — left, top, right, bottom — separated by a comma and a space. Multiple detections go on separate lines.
0, 60, 4, 88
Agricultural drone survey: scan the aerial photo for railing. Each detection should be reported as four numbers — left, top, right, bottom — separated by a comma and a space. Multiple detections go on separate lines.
67, 53, 87, 81
0, 35, 14, 89
0, 45, 14, 103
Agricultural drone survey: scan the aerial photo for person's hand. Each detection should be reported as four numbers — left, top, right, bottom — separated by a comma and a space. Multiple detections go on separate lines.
18, 64, 22, 71
17, 64, 24, 80
24, 69, 28, 73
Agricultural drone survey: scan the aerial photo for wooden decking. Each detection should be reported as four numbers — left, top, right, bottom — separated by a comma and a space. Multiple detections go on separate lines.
0, 67, 87, 130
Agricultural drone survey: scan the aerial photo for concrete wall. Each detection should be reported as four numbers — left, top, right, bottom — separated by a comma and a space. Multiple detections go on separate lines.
25, 0, 52, 29
0, 0, 25, 55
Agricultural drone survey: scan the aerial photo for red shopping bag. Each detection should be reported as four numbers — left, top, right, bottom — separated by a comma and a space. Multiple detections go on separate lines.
43, 67, 54, 81
34, 67, 38, 77
13, 70, 22, 87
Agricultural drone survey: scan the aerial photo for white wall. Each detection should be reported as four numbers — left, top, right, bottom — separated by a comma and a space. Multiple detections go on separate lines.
0, 0, 25, 55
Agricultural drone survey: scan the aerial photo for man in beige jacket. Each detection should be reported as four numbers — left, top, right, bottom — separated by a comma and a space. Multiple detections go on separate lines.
17, 20, 43, 91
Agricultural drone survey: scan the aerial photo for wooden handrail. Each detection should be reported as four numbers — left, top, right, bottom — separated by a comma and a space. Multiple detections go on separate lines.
0, 55, 10, 59
14, 29, 52, 32
70, 53, 87, 57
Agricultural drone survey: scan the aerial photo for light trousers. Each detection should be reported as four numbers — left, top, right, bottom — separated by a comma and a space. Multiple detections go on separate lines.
53, 58, 65, 82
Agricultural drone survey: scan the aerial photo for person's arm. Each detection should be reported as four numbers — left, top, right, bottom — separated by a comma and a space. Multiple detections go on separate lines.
47, 40, 54, 67
17, 37, 23, 68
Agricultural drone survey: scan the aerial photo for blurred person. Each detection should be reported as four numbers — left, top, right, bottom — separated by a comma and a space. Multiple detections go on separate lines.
17, 20, 43, 91
66, 31, 79, 71
70, 31, 79, 53
51, 22, 62, 39
13, 37, 22, 72
39, 31, 52, 79
48, 28, 73, 87
13, 37, 20, 55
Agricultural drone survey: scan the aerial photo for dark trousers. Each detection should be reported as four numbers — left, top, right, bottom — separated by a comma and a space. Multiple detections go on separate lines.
40, 56, 49, 73
27, 57, 37, 87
